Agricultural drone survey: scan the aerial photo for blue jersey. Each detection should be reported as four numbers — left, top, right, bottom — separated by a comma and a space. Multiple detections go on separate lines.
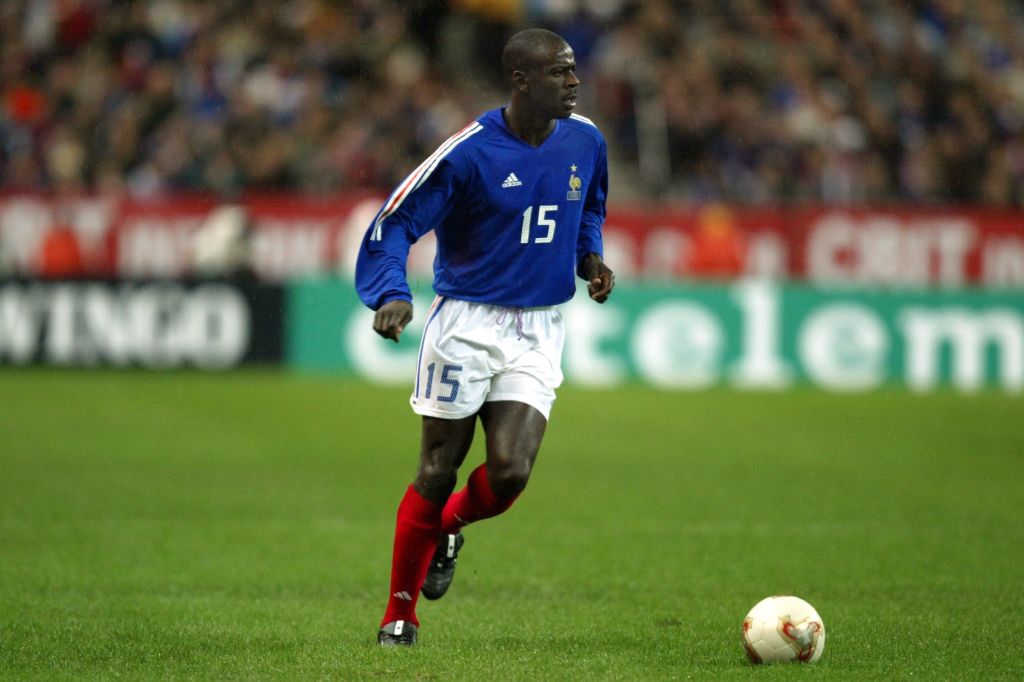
355, 108, 607, 309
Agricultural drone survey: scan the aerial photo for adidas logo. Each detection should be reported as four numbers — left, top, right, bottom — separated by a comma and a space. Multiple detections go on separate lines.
501, 172, 523, 188
392, 591, 413, 601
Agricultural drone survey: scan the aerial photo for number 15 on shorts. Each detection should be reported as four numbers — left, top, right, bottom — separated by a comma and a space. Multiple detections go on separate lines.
424, 362, 462, 402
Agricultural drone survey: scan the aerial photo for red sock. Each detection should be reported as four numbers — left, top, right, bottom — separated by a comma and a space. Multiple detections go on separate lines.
380, 485, 442, 628
440, 464, 520, 535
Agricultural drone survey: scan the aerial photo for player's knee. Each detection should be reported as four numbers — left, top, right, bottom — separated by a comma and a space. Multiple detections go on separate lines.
415, 459, 458, 499
487, 457, 532, 497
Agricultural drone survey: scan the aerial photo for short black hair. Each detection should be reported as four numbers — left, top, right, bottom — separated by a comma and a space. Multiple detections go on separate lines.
501, 28, 569, 82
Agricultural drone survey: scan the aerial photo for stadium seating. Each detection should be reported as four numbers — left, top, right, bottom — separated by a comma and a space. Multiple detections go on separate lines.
3, 1, 1024, 206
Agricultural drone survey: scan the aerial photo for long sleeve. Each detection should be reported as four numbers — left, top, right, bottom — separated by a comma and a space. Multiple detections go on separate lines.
355, 157, 461, 310
576, 136, 607, 277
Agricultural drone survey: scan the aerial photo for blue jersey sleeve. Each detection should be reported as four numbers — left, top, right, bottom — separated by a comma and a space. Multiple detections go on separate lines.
355, 156, 462, 310
576, 136, 608, 277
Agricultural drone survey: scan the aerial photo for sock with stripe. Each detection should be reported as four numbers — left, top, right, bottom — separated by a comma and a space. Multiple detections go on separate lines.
380, 484, 442, 628
440, 464, 520, 535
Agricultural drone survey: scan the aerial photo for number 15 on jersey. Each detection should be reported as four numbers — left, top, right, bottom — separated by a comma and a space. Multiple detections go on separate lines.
520, 205, 557, 244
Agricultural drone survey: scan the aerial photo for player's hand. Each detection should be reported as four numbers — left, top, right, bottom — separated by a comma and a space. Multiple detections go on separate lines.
583, 255, 615, 304
373, 299, 413, 343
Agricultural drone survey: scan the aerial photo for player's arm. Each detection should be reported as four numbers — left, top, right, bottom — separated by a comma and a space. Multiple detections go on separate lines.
356, 218, 418, 342
355, 157, 461, 342
576, 137, 614, 303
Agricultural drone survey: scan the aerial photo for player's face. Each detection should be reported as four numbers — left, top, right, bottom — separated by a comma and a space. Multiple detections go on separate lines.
528, 44, 579, 119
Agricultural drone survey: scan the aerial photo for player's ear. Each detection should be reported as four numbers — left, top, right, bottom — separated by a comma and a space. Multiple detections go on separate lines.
511, 69, 529, 93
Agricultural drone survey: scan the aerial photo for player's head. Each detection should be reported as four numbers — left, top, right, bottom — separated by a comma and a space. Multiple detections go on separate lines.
502, 28, 579, 119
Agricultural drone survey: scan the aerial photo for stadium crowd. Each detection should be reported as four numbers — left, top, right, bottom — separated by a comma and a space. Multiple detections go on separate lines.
4, 0, 1024, 204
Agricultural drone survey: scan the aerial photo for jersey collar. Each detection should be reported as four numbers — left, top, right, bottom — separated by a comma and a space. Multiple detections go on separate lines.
489, 107, 562, 149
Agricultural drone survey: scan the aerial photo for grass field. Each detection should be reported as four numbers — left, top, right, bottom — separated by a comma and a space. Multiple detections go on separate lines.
1, 369, 1022, 680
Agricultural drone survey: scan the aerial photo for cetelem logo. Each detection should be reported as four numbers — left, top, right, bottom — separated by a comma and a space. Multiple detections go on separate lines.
559, 282, 1024, 393
294, 280, 1024, 394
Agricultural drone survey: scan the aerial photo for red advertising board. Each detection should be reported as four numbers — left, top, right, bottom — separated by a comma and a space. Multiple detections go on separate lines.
2, 194, 1023, 287
787, 206, 1024, 288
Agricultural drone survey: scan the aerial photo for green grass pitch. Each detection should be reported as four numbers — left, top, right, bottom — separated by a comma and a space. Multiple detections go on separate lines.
1, 369, 1022, 679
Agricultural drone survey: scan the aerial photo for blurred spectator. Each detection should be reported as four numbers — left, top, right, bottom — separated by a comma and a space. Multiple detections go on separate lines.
582, 0, 1024, 206
687, 203, 746, 278
4, 1, 1024, 206
37, 221, 84, 278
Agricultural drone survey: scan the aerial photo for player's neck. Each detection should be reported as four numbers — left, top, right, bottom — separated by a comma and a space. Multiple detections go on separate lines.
502, 105, 556, 147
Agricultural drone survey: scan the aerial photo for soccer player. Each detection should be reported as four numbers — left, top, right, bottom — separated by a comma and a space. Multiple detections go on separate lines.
355, 28, 615, 646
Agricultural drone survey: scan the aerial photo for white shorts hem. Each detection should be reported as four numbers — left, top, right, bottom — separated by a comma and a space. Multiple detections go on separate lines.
484, 392, 553, 420
410, 401, 482, 420
409, 394, 553, 421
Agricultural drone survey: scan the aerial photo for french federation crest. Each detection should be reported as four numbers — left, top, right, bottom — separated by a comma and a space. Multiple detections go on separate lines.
567, 164, 582, 200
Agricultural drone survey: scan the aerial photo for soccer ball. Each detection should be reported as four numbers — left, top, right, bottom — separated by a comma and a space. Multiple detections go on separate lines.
742, 595, 825, 664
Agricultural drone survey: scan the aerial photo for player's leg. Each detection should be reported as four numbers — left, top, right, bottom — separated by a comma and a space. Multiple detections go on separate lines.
438, 304, 562, 537
479, 399, 547, 495
378, 414, 476, 645
384, 297, 495, 625
420, 401, 546, 602
440, 400, 546, 532
414, 415, 477, 504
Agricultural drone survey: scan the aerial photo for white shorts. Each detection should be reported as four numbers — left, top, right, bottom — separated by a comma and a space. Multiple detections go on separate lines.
409, 296, 566, 420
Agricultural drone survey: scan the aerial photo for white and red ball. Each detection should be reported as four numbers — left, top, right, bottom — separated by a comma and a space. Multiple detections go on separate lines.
742, 595, 825, 664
